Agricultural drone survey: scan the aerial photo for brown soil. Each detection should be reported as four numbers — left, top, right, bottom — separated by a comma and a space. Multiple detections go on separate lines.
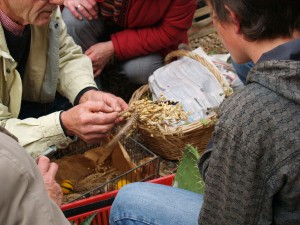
190, 32, 228, 53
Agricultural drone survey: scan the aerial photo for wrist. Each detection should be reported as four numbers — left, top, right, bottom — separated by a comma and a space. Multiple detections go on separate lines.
76, 87, 98, 105
107, 40, 115, 58
59, 111, 73, 137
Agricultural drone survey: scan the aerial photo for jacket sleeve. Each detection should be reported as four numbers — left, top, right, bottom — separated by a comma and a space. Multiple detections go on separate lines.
1, 108, 74, 158
56, 8, 97, 104
0, 132, 70, 225
111, 0, 196, 61
0, 8, 97, 157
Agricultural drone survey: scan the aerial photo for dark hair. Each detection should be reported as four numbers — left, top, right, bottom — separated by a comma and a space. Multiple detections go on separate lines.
205, 0, 300, 41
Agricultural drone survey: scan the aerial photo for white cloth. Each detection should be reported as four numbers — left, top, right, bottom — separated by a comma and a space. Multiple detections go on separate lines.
148, 48, 225, 123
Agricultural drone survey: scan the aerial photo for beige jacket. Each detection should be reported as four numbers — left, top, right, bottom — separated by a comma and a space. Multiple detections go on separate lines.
0, 128, 70, 225
0, 7, 97, 157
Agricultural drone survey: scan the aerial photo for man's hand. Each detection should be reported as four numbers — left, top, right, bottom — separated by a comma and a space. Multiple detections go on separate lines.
79, 89, 128, 117
85, 41, 115, 76
37, 156, 63, 206
60, 98, 127, 142
63, 0, 99, 21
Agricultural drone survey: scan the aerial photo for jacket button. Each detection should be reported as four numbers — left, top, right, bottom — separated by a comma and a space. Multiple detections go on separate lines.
6, 69, 10, 73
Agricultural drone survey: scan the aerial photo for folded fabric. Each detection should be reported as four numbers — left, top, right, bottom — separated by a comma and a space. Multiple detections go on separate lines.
148, 49, 225, 124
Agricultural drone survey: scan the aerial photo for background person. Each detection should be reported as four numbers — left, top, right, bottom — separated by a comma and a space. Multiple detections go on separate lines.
109, 0, 300, 224
62, 0, 197, 85
0, 0, 128, 158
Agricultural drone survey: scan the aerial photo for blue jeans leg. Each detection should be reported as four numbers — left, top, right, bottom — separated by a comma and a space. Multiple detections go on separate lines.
109, 182, 203, 225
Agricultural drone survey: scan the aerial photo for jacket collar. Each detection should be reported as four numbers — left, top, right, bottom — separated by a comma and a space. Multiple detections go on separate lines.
0, 23, 15, 61
258, 38, 300, 63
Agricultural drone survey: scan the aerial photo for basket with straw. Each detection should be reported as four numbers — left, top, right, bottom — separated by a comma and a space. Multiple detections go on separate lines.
128, 49, 232, 160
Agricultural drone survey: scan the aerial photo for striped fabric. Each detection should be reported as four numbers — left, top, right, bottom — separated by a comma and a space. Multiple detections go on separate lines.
99, 0, 124, 22
0, 9, 25, 36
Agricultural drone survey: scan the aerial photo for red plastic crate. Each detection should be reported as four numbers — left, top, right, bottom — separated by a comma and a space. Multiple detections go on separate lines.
61, 174, 175, 225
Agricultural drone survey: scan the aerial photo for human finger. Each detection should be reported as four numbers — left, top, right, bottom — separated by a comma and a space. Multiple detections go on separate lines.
37, 156, 51, 175
75, 4, 93, 20
64, 0, 83, 20
77, 0, 99, 19
101, 93, 128, 112
75, 117, 116, 143
93, 66, 103, 77
87, 100, 115, 113
42, 163, 58, 187
55, 183, 63, 206
46, 162, 59, 179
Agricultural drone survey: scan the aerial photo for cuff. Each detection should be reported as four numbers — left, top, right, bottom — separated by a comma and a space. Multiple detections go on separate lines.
74, 87, 98, 105
39, 112, 75, 149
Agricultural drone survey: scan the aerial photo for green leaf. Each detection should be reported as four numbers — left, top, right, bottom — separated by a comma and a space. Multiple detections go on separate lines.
200, 118, 209, 126
80, 212, 97, 225
174, 144, 205, 194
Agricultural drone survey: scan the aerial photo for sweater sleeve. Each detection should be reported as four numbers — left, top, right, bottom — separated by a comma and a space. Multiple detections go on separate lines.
111, 0, 196, 60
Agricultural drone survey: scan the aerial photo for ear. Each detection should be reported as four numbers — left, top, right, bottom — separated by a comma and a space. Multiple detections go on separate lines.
224, 5, 241, 34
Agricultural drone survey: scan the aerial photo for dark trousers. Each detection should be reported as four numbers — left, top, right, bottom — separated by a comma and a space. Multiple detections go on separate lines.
18, 93, 72, 119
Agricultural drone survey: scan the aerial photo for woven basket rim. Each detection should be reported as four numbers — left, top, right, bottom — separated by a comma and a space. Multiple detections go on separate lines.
129, 49, 231, 135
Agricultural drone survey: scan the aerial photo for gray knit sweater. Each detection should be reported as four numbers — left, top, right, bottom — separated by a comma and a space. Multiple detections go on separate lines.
198, 58, 300, 224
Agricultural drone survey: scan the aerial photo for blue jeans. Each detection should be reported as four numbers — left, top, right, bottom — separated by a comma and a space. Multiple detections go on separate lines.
109, 182, 203, 225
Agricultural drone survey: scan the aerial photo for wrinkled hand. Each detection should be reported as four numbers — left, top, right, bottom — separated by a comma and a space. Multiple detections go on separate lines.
63, 0, 99, 20
60, 99, 127, 143
79, 90, 128, 115
85, 41, 115, 76
37, 156, 63, 206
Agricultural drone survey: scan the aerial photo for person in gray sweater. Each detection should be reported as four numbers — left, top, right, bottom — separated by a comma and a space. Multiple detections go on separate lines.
109, 0, 300, 224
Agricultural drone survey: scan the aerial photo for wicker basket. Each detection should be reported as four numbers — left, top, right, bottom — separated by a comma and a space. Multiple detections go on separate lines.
129, 50, 232, 160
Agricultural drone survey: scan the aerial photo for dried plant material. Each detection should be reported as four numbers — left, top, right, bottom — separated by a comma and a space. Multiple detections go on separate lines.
122, 97, 190, 134
106, 112, 138, 149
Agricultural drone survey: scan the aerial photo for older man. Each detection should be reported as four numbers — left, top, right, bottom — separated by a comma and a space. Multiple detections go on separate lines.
0, 0, 127, 157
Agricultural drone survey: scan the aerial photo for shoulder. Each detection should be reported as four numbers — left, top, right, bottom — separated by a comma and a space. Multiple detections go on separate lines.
0, 132, 36, 184
216, 82, 300, 160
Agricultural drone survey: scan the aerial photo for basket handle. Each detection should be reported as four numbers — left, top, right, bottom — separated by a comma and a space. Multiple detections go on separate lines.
164, 50, 232, 97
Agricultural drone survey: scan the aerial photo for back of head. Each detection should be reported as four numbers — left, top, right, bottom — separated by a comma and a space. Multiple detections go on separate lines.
205, 0, 300, 41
